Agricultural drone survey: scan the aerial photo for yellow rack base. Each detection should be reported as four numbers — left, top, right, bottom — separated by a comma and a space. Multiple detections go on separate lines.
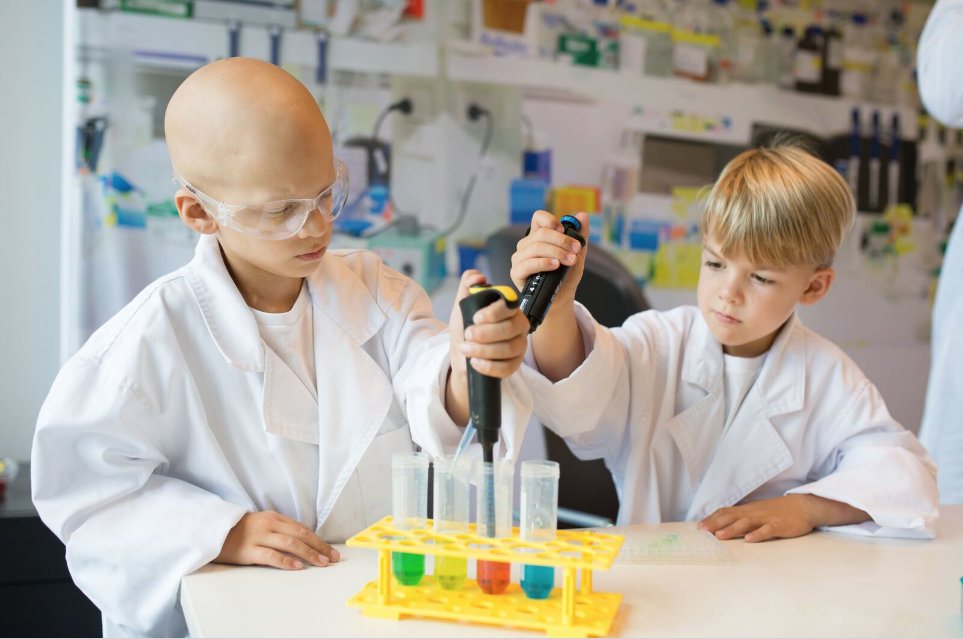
348, 575, 622, 638
345, 517, 625, 638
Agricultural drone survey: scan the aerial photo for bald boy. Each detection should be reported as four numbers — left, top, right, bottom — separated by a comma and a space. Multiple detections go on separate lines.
33, 58, 532, 637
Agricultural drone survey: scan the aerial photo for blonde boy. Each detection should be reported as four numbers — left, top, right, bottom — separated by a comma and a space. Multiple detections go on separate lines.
513, 142, 938, 540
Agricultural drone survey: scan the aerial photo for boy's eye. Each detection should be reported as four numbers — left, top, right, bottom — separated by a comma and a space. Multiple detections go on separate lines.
704, 260, 723, 269
266, 205, 294, 218
752, 274, 774, 285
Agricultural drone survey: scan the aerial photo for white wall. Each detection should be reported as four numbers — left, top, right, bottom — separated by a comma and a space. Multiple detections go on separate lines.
0, 1, 67, 460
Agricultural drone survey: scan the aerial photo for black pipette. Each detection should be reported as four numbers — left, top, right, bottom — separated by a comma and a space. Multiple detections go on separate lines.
519, 215, 586, 334
459, 284, 520, 536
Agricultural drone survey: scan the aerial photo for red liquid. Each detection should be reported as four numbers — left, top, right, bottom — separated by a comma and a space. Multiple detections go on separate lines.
477, 560, 510, 595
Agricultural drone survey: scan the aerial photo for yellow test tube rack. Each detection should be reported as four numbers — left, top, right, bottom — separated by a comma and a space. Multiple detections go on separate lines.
345, 517, 625, 638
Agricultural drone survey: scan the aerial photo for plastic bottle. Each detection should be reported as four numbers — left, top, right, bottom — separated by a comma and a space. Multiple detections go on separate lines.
794, 25, 824, 94
730, 0, 762, 83
757, 19, 777, 85
670, 0, 723, 83
821, 17, 842, 96
619, 0, 673, 77
841, 14, 875, 100
777, 26, 797, 89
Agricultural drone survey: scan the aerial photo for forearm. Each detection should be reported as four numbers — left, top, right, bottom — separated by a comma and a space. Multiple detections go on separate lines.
531, 300, 585, 383
802, 494, 871, 528
444, 368, 470, 427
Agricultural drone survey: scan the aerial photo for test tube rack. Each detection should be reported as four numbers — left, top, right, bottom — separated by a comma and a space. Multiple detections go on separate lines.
345, 516, 625, 638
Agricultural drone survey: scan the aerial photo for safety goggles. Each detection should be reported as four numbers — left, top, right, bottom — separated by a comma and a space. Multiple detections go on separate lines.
171, 160, 349, 240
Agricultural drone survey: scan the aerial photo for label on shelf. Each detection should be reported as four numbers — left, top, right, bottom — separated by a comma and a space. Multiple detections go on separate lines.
794, 50, 822, 84
674, 43, 710, 79
620, 33, 648, 74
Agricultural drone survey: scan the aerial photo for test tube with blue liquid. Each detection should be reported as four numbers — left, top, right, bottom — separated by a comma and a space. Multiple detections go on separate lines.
392, 451, 428, 586
520, 460, 560, 600
432, 455, 470, 591
474, 458, 514, 595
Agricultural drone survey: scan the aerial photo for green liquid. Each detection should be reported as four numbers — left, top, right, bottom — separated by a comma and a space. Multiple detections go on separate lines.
434, 555, 467, 591
392, 552, 425, 586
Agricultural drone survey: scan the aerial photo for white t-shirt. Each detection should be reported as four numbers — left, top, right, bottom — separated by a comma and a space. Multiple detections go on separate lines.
250, 282, 318, 400
722, 351, 767, 435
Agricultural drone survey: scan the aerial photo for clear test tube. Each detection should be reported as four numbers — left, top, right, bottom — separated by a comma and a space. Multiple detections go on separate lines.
392, 451, 429, 586
473, 458, 514, 595
520, 460, 560, 600
432, 455, 471, 591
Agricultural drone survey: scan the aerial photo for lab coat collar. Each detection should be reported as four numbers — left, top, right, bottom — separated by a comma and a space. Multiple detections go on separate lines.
670, 311, 805, 519
306, 250, 389, 347
185, 235, 264, 372
185, 235, 390, 371
680, 311, 806, 419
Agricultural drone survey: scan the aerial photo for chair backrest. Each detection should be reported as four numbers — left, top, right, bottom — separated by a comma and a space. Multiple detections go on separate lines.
485, 224, 650, 525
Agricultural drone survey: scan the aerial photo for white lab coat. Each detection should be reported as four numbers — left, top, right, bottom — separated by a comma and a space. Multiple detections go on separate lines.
523, 305, 939, 537
31, 234, 532, 638
918, 0, 963, 504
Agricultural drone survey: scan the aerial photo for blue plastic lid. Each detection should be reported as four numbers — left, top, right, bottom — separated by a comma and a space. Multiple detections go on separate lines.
560, 215, 581, 231
852, 14, 867, 25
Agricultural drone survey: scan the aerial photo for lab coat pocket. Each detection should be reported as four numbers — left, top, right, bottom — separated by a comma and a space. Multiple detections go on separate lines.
357, 425, 414, 526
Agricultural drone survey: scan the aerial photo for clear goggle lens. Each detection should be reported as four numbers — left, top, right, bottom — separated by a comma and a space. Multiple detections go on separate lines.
173, 160, 349, 241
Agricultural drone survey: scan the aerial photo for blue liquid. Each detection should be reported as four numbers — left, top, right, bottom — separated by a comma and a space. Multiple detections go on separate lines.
521, 565, 554, 600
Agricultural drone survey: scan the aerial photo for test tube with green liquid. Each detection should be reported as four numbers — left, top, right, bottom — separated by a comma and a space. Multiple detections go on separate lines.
392, 451, 428, 586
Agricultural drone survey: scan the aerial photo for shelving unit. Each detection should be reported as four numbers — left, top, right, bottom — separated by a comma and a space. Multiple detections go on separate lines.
446, 52, 917, 144
77, 9, 438, 76
77, 7, 913, 145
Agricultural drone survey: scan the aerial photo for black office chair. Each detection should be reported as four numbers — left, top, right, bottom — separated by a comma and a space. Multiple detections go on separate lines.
486, 225, 650, 528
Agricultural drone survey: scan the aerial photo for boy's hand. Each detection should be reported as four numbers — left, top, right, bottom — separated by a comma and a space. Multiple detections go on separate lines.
448, 270, 530, 380
445, 270, 530, 425
698, 494, 870, 543
511, 211, 589, 384
510, 210, 589, 314
215, 511, 340, 570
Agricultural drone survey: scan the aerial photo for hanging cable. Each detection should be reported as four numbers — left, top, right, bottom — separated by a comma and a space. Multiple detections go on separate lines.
436, 104, 495, 239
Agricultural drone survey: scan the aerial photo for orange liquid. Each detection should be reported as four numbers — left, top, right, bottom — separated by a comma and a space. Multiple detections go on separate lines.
477, 560, 510, 595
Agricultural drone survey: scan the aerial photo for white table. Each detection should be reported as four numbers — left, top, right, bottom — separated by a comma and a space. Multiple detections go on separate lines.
181, 505, 963, 638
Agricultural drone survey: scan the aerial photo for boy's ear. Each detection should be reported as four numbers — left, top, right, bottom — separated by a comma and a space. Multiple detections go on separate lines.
175, 189, 218, 235
799, 267, 835, 306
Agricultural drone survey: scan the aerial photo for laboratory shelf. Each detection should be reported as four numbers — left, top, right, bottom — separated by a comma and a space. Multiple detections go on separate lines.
346, 516, 625, 638
75, 8, 912, 144
76, 8, 438, 77
446, 51, 917, 144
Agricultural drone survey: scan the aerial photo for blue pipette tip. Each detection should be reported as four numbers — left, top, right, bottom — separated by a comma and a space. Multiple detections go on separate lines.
560, 215, 581, 231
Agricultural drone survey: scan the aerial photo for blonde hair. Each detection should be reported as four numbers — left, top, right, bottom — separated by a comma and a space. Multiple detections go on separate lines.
699, 140, 856, 269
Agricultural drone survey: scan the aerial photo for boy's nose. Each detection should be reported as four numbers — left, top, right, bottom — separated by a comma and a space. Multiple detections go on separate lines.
718, 279, 742, 304
298, 208, 329, 239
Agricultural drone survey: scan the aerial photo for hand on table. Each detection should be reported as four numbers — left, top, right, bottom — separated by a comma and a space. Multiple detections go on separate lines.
215, 511, 340, 570
698, 494, 869, 543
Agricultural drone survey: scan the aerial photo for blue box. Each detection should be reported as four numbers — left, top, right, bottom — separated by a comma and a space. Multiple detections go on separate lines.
510, 179, 549, 226
524, 149, 552, 182
628, 220, 669, 251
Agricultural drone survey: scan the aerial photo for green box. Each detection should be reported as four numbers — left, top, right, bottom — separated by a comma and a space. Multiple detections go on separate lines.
121, 0, 192, 18
557, 33, 598, 67
367, 228, 447, 294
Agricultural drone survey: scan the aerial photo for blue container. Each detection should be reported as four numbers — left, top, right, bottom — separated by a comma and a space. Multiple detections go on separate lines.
524, 149, 552, 182
510, 179, 549, 226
